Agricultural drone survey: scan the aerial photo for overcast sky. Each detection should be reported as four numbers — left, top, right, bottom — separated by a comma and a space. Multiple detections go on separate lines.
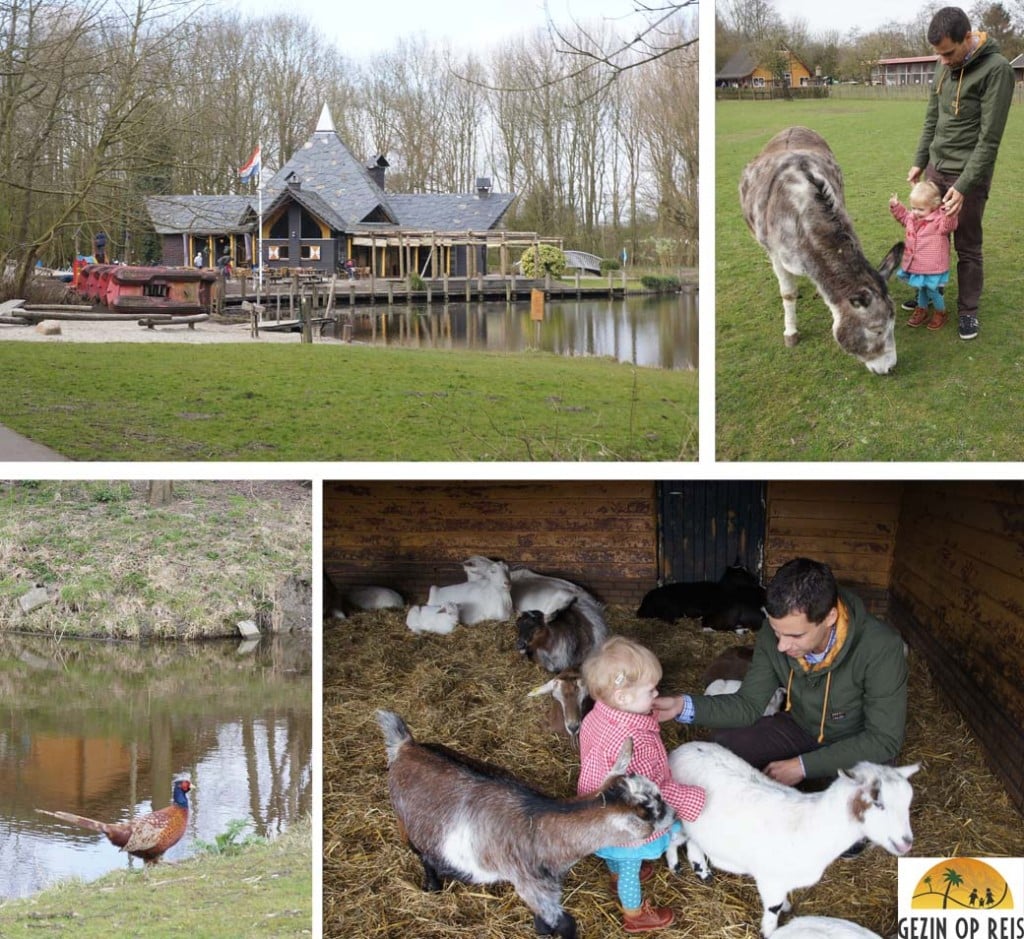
222, 0, 689, 59
769, 0, 935, 35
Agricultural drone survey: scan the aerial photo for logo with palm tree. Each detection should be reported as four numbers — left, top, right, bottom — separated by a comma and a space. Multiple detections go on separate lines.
912, 858, 1013, 910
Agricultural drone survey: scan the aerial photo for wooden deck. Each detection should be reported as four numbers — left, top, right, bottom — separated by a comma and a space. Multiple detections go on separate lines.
220, 271, 696, 316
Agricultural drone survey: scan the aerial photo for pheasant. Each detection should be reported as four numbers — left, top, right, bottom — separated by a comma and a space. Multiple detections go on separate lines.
38, 777, 194, 864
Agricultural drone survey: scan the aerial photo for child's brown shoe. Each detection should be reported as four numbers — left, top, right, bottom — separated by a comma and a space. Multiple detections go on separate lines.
622, 899, 675, 932
927, 310, 947, 330
907, 307, 929, 327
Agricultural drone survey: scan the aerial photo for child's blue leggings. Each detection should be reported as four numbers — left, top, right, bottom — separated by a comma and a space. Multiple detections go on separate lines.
917, 286, 945, 310
605, 858, 644, 909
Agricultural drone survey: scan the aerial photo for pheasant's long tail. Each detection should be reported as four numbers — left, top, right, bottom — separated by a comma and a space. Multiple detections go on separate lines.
36, 809, 111, 836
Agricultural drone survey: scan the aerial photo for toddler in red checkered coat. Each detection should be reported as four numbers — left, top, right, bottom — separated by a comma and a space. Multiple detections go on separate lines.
890, 180, 959, 331
577, 636, 705, 933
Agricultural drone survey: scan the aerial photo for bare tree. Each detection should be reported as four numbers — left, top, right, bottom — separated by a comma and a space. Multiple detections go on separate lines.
545, 1, 698, 99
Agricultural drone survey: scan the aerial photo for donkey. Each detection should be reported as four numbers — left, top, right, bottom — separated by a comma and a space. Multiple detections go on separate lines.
739, 126, 903, 375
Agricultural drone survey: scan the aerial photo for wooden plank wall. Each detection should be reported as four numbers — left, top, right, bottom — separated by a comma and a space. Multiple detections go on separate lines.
323, 481, 658, 606
888, 482, 1024, 815
764, 481, 904, 616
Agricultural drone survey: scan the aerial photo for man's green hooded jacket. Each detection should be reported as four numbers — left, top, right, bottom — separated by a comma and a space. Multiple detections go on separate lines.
913, 31, 1014, 196
691, 587, 909, 780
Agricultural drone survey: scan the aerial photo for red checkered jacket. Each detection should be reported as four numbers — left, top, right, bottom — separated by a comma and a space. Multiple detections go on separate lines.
578, 700, 705, 841
890, 202, 958, 275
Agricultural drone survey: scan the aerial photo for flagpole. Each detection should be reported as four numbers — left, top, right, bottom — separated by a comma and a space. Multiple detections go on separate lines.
257, 141, 263, 304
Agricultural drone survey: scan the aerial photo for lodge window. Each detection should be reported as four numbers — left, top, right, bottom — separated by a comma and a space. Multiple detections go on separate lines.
300, 245, 321, 261
268, 245, 289, 260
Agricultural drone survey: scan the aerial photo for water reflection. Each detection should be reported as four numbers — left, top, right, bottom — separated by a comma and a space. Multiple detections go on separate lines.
331, 291, 698, 370
0, 633, 312, 899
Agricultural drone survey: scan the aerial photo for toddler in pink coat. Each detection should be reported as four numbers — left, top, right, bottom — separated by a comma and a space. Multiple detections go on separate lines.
577, 636, 705, 933
889, 179, 958, 330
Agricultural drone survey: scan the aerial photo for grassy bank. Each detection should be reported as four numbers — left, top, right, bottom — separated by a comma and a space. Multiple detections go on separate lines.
0, 817, 312, 938
0, 343, 697, 461
716, 99, 1023, 461
0, 480, 311, 639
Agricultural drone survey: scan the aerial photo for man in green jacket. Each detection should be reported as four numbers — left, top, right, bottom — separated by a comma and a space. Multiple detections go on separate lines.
904, 6, 1014, 341
654, 558, 909, 789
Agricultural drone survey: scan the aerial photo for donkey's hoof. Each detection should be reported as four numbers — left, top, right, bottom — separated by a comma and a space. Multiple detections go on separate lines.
784, 333, 800, 348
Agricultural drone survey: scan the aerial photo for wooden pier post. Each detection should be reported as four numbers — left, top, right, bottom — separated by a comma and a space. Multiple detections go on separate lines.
301, 297, 312, 344
530, 288, 545, 321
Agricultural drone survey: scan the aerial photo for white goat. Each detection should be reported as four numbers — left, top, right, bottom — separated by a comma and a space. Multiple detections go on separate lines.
772, 917, 882, 939
427, 556, 512, 626
405, 602, 460, 636
347, 585, 404, 611
668, 741, 919, 938
704, 679, 785, 716
377, 710, 673, 939
510, 567, 589, 620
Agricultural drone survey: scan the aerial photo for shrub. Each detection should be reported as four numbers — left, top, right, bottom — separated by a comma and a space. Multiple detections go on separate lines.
640, 274, 682, 293
408, 272, 425, 291
600, 258, 622, 273
195, 819, 268, 857
519, 245, 567, 278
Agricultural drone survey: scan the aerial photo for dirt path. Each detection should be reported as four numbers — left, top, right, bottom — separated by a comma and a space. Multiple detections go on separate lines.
0, 318, 345, 344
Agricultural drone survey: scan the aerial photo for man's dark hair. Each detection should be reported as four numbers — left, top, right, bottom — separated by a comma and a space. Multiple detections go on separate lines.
928, 7, 970, 46
765, 558, 839, 623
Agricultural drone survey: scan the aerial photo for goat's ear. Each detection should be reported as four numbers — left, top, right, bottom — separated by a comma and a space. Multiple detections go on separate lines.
608, 736, 634, 777
528, 679, 557, 698
879, 242, 904, 279
897, 762, 921, 780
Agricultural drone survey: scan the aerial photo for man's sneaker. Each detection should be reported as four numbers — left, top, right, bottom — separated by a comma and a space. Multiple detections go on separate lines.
958, 314, 979, 340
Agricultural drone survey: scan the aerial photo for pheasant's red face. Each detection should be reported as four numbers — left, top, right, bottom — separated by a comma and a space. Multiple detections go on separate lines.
178, 780, 192, 793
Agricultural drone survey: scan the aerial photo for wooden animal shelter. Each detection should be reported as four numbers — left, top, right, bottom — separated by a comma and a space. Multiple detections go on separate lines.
324, 479, 1024, 816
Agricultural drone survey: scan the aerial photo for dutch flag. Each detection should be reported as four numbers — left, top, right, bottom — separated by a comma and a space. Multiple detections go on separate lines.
239, 146, 261, 183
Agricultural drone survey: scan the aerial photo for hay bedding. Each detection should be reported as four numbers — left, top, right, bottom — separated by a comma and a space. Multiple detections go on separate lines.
323, 607, 1023, 939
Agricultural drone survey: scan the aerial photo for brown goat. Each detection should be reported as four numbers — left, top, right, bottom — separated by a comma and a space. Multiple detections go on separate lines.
376, 709, 672, 939
527, 669, 593, 748
699, 645, 755, 687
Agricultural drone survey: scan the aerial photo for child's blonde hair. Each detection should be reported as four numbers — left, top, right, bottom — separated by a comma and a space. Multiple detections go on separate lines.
582, 636, 662, 704
910, 179, 942, 210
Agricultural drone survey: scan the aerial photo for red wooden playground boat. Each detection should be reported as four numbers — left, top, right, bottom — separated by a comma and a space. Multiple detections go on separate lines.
73, 264, 218, 315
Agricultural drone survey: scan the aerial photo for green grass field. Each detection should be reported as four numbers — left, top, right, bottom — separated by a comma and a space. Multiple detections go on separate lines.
0, 817, 311, 938
0, 344, 697, 461
716, 98, 1022, 461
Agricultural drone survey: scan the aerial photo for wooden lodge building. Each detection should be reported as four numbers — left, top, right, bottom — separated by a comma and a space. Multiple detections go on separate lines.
715, 48, 813, 89
146, 105, 531, 280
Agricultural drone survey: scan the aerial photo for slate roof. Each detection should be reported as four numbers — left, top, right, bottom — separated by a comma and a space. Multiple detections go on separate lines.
262, 125, 399, 226
262, 183, 349, 233
384, 192, 515, 232
146, 195, 254, 235
146, 106, 516, 237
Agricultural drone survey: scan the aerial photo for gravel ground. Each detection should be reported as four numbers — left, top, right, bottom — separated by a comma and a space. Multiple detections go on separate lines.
0, 317, 344, 344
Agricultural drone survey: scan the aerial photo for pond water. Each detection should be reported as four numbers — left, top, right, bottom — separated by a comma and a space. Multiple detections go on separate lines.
330, 290, 698, 370
0, 632, 312, 899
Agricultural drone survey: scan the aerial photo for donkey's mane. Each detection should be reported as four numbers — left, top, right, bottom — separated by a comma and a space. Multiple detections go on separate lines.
799, 158, 882, 296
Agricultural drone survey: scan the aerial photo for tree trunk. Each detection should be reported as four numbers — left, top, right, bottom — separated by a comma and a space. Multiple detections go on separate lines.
148, 481, 174, 506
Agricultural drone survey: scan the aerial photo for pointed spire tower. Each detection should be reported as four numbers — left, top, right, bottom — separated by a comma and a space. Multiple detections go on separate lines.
316, 103, 336, 134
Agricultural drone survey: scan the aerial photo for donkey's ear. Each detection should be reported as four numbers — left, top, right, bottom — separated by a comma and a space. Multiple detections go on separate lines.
879, 242, 904, 280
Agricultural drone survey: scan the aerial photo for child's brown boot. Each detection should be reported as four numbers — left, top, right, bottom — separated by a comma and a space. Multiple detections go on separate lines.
927, 309, 947, 330
907, 307, 929, 327
622, 899, 675, 933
